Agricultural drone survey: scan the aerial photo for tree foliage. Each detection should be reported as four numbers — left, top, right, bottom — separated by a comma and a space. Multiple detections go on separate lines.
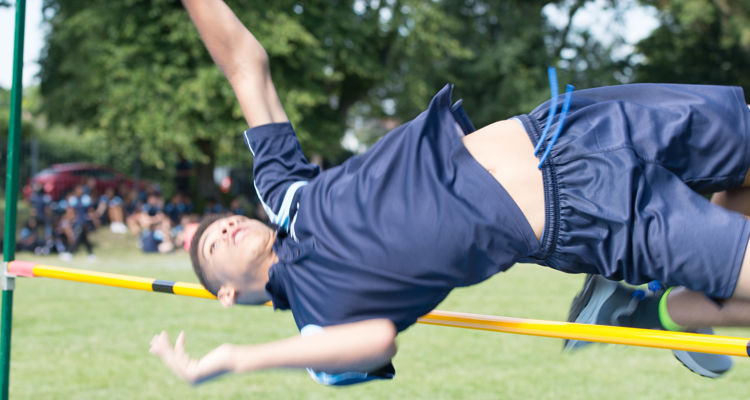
635, 0, 750, 100
378, 0, 552, 127
40, 0, 241, 194
38, 0, 480, 194
1, 89, 8, 136
40, 0, 750, 197
1, 87, 37, 139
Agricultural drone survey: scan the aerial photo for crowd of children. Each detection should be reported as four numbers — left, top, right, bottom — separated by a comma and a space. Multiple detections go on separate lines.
17, 180, 258, 259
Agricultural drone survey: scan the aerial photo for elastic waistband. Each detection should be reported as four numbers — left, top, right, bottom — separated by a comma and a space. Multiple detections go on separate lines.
515, 114, 559, 263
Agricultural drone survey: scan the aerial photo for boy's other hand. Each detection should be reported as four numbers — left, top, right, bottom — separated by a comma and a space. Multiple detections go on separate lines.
150, 330, 198, 383
150, 330, 234, 385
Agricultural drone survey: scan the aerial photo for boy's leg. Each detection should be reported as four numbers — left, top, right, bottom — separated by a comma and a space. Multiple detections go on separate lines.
733, 241, 750, 300
629, 173, 750, 325
712, 186, 750, 217
602, 185, 750, 327
664, 286, 750, 328
557, 87, 750, 377
665, 204, 750, 327
565, 166, 750, 377
709, 184, 750, 299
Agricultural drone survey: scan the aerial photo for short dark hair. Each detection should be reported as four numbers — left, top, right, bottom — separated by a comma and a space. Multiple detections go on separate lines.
189, 213, 233, 296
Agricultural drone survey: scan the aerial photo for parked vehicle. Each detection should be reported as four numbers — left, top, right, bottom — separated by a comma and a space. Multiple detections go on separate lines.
22, 163, 154, 200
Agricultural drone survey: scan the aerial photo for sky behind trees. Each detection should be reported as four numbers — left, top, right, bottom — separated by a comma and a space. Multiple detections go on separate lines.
2, 0, 748, 199
0, 0, 660, 90
0, 0, 44, 88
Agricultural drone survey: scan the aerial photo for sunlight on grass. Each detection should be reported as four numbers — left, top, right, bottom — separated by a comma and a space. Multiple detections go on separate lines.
4, 229, 750, 399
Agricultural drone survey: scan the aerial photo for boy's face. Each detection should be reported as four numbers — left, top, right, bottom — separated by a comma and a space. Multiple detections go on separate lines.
197, 215, 274, 294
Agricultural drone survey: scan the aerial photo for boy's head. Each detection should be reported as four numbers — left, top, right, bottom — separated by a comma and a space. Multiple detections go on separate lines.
189, 213, 276, 307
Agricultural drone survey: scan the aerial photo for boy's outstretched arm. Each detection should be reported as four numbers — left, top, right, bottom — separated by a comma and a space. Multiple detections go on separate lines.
182, 0, 288, 127
149, 318, 397, 385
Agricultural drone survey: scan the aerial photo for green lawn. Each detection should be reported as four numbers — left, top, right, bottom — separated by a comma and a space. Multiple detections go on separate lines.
4, 229, 750, 399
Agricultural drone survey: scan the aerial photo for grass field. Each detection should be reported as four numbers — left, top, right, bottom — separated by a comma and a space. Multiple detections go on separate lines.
3, 228, 750, 399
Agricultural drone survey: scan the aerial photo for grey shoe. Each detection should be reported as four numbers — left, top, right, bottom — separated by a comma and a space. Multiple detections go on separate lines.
672, 327, 733, 378
564, 275, 732, 378
563, 275, 634, 350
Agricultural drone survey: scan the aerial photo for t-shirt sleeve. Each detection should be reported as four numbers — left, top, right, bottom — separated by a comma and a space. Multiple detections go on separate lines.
243, 122, 320, 231
299, 324, 395, 386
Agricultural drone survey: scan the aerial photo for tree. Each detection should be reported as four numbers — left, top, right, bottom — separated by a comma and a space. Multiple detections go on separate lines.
318, 0, 622, 146
411, 0, 560, 126
39, 0, 632, 199
386, 0, 630, 127
1, 88, 8, 137
634, 0, 750, 100
1, 87, 38, 140
38, 0, 471, 197
1, 87, 40, 191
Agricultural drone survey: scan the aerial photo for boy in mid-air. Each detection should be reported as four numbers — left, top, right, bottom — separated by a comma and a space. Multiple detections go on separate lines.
150, 0, 750, 385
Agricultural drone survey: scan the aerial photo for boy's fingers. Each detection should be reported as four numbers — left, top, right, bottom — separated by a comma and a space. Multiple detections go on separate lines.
149, 331, 170, 355
176, 331, 186, 351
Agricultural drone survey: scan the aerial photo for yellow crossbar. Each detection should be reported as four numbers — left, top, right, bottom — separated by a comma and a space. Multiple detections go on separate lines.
9, 260, 750, 357
419, 310, 749, 357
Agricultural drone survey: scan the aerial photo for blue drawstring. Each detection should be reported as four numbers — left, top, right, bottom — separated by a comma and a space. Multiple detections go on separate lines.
533, 67, 559, 157
538, 84, 574, 169
536, 68, 574, 169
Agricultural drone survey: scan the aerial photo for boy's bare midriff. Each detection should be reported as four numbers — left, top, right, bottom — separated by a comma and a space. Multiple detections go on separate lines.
462, 119, 545, 240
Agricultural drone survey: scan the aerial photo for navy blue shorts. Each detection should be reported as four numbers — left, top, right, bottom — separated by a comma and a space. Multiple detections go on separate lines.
518, 84, 750, 298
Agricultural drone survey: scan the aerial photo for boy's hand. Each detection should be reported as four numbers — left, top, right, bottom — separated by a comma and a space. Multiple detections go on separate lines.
150, 330, 235, 385
150, 331, 199, 384
150, 319, 396, 384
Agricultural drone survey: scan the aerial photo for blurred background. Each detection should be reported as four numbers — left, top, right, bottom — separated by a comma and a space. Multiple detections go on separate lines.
1, 0, 750, 253
2, 2, 750, 398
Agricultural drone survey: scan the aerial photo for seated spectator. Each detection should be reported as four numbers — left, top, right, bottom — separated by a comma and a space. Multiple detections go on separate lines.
60, 186, 97, 260
97, 187, 127, 233
127, 192, 175, 253
182, 194, 195, 216
139, 227, 175, 254
57, 200, 95, 261
229, 197, 246, 216
203, 198, 224, 215
29, 183, 54, 252
164, 193, 186, 225
173, 214, 200, 250
120, 184, 140, 217
127, 192, 164, 236
17, 216, 42, 253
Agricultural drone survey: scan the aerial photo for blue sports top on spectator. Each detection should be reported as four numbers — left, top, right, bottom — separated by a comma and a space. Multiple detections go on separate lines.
142, 203, 161, 217
243, 84, 540, 384
66, 194, 93, 226
31, 190, 51, 220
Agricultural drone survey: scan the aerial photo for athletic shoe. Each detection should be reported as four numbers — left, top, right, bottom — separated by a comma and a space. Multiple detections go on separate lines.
563, 275, 633, 350
564, 275, 732, 378
672, 327, 732, 378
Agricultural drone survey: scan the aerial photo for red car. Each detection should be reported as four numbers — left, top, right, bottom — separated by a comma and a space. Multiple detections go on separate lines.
22, 162, 153, 201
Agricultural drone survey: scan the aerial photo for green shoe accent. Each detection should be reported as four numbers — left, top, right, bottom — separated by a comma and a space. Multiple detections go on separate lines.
659, 287, 686, 332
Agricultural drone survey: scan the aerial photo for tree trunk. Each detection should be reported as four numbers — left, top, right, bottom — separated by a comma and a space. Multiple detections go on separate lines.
195, 138, 218, 202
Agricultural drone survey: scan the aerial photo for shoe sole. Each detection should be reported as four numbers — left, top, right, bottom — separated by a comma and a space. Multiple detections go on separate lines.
672, 350, 729, 378
672, 328, 732, 378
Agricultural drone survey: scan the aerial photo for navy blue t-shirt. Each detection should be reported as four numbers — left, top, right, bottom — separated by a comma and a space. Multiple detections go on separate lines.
243, 84, 539, 383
